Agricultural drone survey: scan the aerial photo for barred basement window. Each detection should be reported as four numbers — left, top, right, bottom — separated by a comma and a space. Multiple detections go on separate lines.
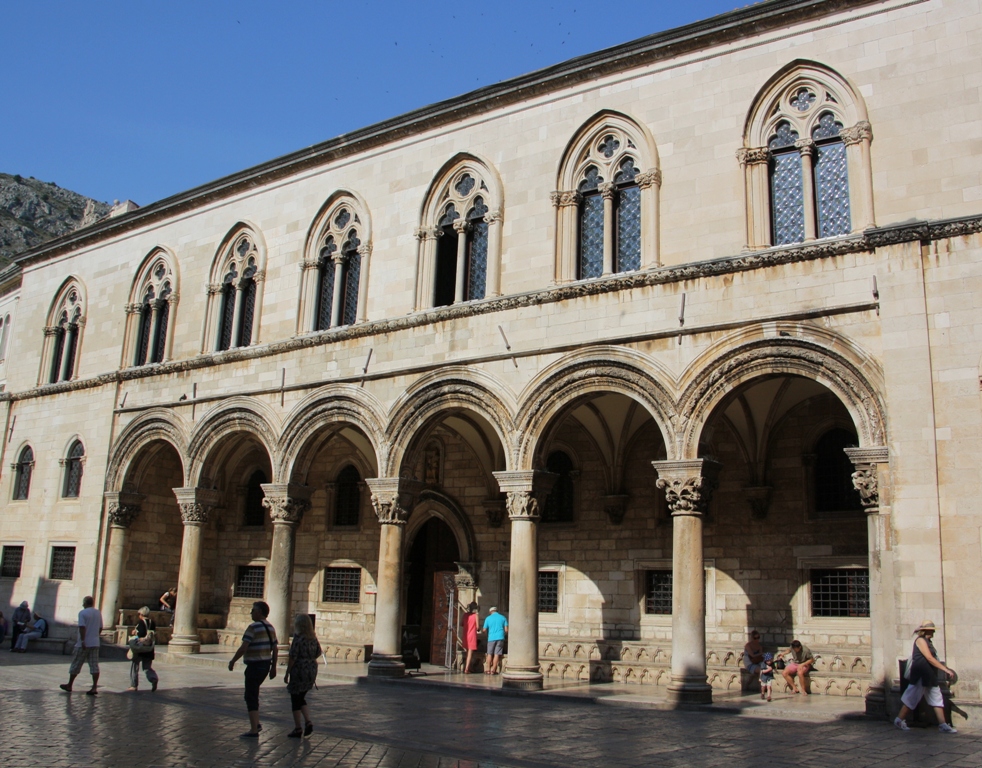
49, 546, 76, 581
334, 465, 361, 527
1, 545, 24, 578
645, 570, 673, 615
811, 568, 869, 617
323, 567, 361, 603
236, 565, 266, 599
538, 571, 559, 614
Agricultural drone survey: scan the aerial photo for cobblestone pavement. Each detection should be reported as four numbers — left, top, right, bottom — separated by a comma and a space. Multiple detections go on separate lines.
2, 653, 982, 767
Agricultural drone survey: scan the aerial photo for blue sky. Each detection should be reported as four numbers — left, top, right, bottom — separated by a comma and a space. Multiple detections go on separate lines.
2, 1, 744, 206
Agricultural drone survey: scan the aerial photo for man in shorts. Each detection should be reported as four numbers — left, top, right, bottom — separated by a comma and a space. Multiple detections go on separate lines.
60, 596, 103, 695
482, 607, 508, 675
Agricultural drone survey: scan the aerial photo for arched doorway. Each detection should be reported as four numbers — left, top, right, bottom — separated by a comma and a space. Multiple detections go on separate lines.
405, 517, 460, 664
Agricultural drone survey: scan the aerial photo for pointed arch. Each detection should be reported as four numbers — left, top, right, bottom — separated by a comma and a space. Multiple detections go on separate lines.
554, 110, 661, 282
40, 276, 87, 384
415, 153, 504, 309
202, 222, 268, 352
123, 246, 180, 367
739, 60, 874, 249
299, 191, 373, 332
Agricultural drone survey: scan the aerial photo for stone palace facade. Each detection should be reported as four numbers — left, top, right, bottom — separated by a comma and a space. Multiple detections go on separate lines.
1, 0, 980, 713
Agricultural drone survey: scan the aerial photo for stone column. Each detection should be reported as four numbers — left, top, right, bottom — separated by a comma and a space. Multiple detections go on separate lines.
652, 459, 722, 705
550, 191, 580, 284
796, 138, 817, 241
453, 219, 470, 303
845, 446, 891, 717
261, 483, 312, 651
171, 487, 221, 653
356, 244, 372, 322
330, 254, 346, 327
736, 147, 771, 250
637, 169, 662, 268
230, 283, 245, 348
493, 470, 557, 690
599, 182, 616, 275
365, 477, 422, 677
841, 121, 875, 231
100, 491, 145, 627
483, 210, 502, 296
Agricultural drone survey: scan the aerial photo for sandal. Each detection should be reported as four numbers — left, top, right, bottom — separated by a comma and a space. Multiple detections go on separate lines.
287, 728, 303, 738
304, 722, 313, 737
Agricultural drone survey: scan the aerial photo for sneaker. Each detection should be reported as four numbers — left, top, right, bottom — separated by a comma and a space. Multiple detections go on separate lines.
894, 717, 909, 731
938, 723, 958, 733
151, 680, 158, 692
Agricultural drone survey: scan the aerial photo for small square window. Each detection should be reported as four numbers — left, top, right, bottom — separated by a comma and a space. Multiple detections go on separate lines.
1, 545, 24, 578
645, 570, 673, 615
49, 547, 76, 581
235, 565, 266, 599
538, 571, 559, 614
811, 568, 869, 617
322, 567, 361, 603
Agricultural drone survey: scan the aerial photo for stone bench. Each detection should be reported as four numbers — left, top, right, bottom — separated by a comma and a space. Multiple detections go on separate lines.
20, 637, 74, 655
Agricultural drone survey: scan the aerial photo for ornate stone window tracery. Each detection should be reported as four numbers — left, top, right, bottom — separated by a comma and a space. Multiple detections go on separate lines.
62, 440, 85, 499
12, 445, 33, 501
42, 280, 86, 384
125, 251, 178, 367
204, 228, 266, 352
416, 156, 503, 309
554, 113, 661, 283
740, 62, 874, 250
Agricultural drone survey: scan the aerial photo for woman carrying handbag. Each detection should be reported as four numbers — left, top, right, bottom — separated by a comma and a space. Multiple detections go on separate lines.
126, 606, 159, 692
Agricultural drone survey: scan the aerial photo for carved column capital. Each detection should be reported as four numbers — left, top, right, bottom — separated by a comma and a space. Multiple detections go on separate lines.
357, 243, 373, 257
124, 303, 143, 315
300, 258, 320, 271
104, 491, 146, 528
206, 283, 223, 296
598, 182, 617, 200
493, 470, 558, 522
452, 219, 470, 235
652, 459, 722, 517
840, 120, 873, 146
454, 561, 479, 589
172, 487, 221, 525
260, 483, 312, 524
736, 147, 770, 166
794, 138, 816, 157
43, 326, 60, 337
743, 486, 772, 520
603, 494, 630, 525
330, 253, 347, 267
366, 477, 423, 526
483, 209, 502, 225
636, 169, 662, 189
844, 446, 889, 511
550, 190, 581, 208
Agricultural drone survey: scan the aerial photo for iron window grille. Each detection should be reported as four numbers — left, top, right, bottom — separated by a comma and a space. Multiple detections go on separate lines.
323, 567, 361, 603
811, 568, 869, 617
1, 545, 24, 578
49, 546, 76, 581
538, 571, 559, 614
235, 565, 266, 599
645, 570, 673, 615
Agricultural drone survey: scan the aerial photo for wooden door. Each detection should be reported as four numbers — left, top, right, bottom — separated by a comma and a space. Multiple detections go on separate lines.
430, 571, 455, 666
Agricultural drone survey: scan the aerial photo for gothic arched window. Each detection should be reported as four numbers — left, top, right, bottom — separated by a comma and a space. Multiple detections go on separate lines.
244, 469, 268, 527
62, 440, 84, 498
542, 450, 575, 523
209, 231, 264, 352
814, 428, 862, 514
334, 465, 361, 527
127, 253, 178, 367
316, 207, 362, 329
13, 445, 33, 500
0, 313, 10, 362
45, 284, 85, 384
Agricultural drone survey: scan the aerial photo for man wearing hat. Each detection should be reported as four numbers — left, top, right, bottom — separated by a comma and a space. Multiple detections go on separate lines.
895, 619, 957, 733
481, 607, 508, 675
10, 601, 30, 651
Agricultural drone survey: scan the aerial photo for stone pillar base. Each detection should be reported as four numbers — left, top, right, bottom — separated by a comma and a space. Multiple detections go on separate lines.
667, 678, 713, 705
502, 667, 543, 691
368, 655, 406, 678
168, 635, 201, 654
865, 686, 888, 718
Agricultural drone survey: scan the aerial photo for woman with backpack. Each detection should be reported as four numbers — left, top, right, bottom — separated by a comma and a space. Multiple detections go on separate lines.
126, 606, 159, 691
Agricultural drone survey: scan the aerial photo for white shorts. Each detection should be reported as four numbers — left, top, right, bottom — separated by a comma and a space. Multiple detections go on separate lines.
901, 680, 943, 709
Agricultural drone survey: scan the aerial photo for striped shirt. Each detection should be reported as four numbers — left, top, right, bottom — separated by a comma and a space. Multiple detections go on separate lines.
241, 620, 277, 663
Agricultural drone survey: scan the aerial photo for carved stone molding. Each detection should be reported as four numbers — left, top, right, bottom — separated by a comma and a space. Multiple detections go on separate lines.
736, 147, 770, 165
366, 477, 423, 526
844, 446, 888, 511
636, 169, 662, 189
483, 209, 502, 224
260, 482, 313, 524
599, 182, 617, 200
794, 138, 816, 157
205, 283, 222, 296
743, 486, 772, 520
300, 258, 319, 271
357, 243, 373, 257
840, 120, 873, 146
483, 498, 506, 528
452, 219, 470, 235
104, 491, 146, 528
652, 459, 722, 517
172, 487, 221, 525
454, 561, 479, 589
550, 190, 581, 208
493, 470, 557, 522
603, 494, 629, 525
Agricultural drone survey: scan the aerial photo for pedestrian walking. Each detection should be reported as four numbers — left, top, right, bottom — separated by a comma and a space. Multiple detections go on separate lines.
228, 601, 277, 738
481, 606, 508, 675
284, 613, 321, 738
60, 596, 103, 695
461, 602, 479, 673
895, 619, 958, 733
126, 606, 159, 692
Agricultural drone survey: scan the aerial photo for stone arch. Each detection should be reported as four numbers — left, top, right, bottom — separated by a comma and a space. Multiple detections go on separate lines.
384, 367, 516, 477
187, 397, 279, 486
405, 489, 478, 563
278, 384, 386, 483
676, 328, 886, 460
106, 409, 190, 490
557, 109, 660, 190
515, 346, 676, 470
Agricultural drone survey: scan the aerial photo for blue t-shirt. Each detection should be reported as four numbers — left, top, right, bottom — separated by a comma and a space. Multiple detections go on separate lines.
483, 613, 508, 641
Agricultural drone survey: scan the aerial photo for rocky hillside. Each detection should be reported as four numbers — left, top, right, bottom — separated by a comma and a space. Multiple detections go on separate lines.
0, 173, 111, 266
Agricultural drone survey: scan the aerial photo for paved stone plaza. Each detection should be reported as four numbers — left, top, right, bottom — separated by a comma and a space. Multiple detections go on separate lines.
2, 654, 981, 768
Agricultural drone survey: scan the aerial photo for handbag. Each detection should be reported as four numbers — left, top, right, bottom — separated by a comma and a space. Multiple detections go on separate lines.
773, 658, 786, 671
129, 619, 155, 652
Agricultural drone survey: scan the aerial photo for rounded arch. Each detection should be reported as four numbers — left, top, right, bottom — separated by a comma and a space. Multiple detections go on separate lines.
677, 331, 886, 460
384, 367, 516, 478
278, 384, 386, 483
405, 489, 477, 563
557, 109, 660, 191
744, 59, 869, 148
515, 347, 675, 470
187, 397, 279, 486
106, 409, 190, 491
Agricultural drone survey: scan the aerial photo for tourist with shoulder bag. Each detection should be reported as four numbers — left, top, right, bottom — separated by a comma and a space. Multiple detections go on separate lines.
126, 606, 159, 692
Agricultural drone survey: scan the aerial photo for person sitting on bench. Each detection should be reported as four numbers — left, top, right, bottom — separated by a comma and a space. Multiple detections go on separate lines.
13, 612, 48, 652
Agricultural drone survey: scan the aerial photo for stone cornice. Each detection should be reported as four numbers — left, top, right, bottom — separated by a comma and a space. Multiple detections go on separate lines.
2, 212, 978, 405
13, 0, 893, 269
